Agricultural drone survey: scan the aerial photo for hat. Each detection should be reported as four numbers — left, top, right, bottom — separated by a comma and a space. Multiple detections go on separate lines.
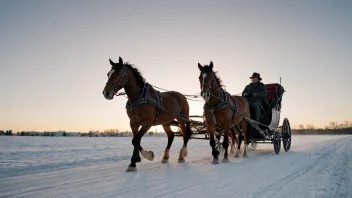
250, 72, 262, 80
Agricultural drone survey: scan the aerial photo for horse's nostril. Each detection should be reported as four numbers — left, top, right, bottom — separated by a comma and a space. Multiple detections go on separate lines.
105, 91, 109, 98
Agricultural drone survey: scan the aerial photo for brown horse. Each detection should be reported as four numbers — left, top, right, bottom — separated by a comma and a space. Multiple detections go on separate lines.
198, 62, 250, 164
103, 57, 192, 172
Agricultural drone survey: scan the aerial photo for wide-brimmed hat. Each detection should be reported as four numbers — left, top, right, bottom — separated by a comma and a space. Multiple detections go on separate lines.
250, 72, 262, 80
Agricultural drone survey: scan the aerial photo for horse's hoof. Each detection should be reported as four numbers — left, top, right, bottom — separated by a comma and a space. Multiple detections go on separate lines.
125, 166, 137, 172
212, 158, 220, 164
229, 150, 235, 155
161, 157, 169, 163
251, 143, 258, 149
242, 154, 248, 158
178, 159, 185, 163
234, 150, 240, 158
183, 147, 188, 158
179, 147, 188, 158
222, 158, 230, 163
141, 150, 154, 161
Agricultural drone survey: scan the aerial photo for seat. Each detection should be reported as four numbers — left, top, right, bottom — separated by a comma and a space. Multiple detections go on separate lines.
265, 83, 285, 111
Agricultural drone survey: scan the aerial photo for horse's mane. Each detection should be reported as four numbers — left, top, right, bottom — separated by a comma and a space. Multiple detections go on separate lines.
202, 65, 223, 87
213, 72, 223, 87
124, 63, 145, 87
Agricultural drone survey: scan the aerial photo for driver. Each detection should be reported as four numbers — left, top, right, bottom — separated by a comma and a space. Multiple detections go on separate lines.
242, 72, 268, 122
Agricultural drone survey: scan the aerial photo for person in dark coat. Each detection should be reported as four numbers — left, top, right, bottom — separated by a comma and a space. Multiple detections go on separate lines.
242, 73, 268, 122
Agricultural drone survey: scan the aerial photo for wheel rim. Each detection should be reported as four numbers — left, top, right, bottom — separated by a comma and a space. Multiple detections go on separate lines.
282, 118, 291, 152
274, 131, 281, 154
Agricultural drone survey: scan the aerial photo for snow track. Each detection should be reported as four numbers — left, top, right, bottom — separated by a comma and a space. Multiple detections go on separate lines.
0, 136, 351, 198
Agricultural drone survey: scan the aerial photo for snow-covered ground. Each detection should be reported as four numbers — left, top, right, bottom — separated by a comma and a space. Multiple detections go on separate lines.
0, 135, 351, 198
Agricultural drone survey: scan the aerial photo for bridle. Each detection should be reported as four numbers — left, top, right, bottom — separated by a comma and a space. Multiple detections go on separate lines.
201, 72, 215, 91
201, 72, 222, 94
106, 66, 129, 92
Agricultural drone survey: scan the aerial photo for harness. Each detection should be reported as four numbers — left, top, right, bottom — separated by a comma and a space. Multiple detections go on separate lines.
201, 73, 238, 127
204, 89, 238, 127
107, 66, 188, 125
126, 83, 163, 125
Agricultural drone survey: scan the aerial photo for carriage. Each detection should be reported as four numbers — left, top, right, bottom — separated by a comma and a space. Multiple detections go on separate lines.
173, 83, 291, 154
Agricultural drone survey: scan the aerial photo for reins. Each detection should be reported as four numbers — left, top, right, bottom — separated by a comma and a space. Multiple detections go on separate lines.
114, 84, 203, 102
111, 79, 196, 123
208, 88, 267, 136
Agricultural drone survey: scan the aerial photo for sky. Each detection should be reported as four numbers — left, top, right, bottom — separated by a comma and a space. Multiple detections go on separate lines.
0, 0, 351, 132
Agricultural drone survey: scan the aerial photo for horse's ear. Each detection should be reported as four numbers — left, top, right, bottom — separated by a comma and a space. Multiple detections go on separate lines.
198, 63, 203, 71
119, 57, 123, 65
109, 59, 115, 66
209, 61, 213, 70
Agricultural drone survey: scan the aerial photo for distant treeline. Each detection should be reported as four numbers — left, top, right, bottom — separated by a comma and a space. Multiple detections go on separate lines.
0, 130, 13, 136
0, 130, 166, 137
292, 128, 352, 135
2, 121, 352, 137
292, 121, 352, 135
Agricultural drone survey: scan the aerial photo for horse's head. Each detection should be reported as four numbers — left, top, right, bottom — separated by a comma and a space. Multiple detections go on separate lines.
198, 61, 216, 101
103, 57, 128, 100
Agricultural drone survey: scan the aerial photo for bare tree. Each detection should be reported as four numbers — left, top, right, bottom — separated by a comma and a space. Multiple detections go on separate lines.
306, 124, 315, 130
329, 122, 338, 129
338, 124, 344, 129
343, 121, 350, 129
298, 124, 305, 130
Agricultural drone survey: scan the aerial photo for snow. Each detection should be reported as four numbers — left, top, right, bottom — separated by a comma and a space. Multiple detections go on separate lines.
0, 135, 351, 198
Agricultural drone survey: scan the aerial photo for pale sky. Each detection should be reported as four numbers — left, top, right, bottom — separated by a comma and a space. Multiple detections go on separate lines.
0, 0, 351, 132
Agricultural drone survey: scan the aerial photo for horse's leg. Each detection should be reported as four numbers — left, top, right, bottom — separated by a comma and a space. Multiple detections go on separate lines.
229, 128, 236, 155
130, 121, 142, 163
177, 119, 192, 162
235, 131, 242, 157
208, 125, 219, 164
161, 124, 174, 163
126, 125, 152, 172
222, 122, 230, 163
241, 119, 249, 158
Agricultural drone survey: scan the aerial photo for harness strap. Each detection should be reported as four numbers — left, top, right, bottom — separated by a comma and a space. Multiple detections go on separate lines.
204, 89, 238, 128
125, 83, 170, 126
226, 92, 238, 122
152, 89, 163, 125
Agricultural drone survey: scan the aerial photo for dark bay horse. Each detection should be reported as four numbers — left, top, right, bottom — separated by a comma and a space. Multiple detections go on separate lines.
103, 57, 192, 172
198, 62, 250, 164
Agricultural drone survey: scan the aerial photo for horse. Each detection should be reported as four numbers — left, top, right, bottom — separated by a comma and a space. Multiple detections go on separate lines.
103, 57, 192, 172
198, 61, 250, 164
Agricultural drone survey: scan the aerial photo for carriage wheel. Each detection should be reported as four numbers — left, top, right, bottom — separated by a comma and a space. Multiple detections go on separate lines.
282, 118, 291, 152
273, 131, 281, 154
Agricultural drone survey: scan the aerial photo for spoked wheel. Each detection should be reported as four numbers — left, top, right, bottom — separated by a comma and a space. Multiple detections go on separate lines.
273, 130, 281, 154
282, 118, 292, 152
